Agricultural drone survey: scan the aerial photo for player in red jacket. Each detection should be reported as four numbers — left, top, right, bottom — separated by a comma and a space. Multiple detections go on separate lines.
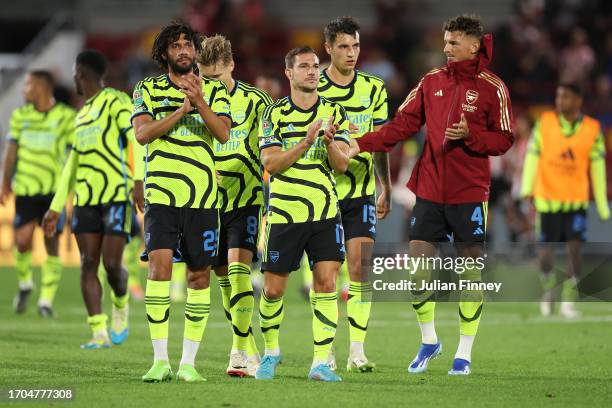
351, 14, 514, 375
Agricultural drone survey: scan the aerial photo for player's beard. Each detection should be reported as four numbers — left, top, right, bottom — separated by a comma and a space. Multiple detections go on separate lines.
168, 56, 194, 75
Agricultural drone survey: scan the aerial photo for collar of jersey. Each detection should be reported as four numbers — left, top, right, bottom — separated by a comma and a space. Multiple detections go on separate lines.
558, 113, 584, 136
288, 95, 321, 113
165, 74, 182, 90
230, 80, 239, 96
322, 68, 358, 89
29, 102, 59, 114
85, 88, 105, 105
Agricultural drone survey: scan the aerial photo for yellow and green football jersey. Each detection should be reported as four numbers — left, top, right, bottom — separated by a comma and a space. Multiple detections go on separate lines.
318, 69, 388, 200
259, 96, 350, 225
215, 80, 272, 212
131, 74, 231, 209
50, 88, 141, 212
7, 102, 76, 196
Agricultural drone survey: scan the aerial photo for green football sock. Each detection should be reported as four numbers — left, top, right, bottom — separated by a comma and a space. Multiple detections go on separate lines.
347, 281, 372, 343
39, 255, 62, 305
217, 275, 232, 323
14, 250, 33, 289
411, 265, 437, 343
259, 292, 283, 353
459, 266, 484, 336
561, 277, 578, 302
228, 262, 254, 353
309, 288, 316, 313
247, 327, 259, 357
312, 292, 338, 364
540, 273, 556, 292
111, 290, 129, 309
124, 236, 142, 287
184, 287, 210, 342
87, 313, 108, 337
145, 280, 171, 340
338, 261, 349, 290
411, 268, 436, 324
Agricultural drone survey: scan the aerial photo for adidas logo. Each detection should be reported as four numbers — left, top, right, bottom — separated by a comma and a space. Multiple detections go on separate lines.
434, 90, 443, 97
161, 98, 170, 106
287, 124, 295, 131
473, 227, 484, 235
245, 236, 255, 244
369, 226, 376, 234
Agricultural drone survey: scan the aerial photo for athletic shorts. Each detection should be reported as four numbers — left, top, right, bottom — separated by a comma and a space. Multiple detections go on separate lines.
14, 195, 65, 233
409, 197, 487, 244
72, 202, 131, 237
130, 208, 142, 238
216, 205, 261, 267
537, 210, 587, 242
339, 195, 377, 241
144, 204, 219, 270
262, 216, 345, 273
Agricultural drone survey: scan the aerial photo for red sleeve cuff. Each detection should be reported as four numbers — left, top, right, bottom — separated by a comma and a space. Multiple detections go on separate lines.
356, 132, 374, 152
463, 124, 481, 147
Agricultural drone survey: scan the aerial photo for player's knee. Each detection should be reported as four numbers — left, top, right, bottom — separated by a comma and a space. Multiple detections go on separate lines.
15, 240, 31, 253
263, 285, 285, 300
312, 279, 336, 293
102, 259, 123, 277
148, 261, 172, 281
80, 254, 100, 273
14, 233, 33, 253
539, 257, 553, 273
187, 269, 210, 289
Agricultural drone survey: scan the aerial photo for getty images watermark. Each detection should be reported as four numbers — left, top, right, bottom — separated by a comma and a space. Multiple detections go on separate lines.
360, 242, 612, 302
371, 253, 502, 293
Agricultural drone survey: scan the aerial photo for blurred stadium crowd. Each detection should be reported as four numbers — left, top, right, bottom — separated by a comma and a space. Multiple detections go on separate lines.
1, 0, 611, 247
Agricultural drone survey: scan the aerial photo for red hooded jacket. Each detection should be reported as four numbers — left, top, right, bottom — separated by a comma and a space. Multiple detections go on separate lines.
357, 35, 514, 204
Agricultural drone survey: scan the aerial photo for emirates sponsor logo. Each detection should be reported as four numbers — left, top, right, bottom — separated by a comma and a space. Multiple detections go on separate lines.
466, 90, 479, 104
462, 103, 477, 113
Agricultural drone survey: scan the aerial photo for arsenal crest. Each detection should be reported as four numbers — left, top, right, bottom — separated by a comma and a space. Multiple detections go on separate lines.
465, 90, 479, 104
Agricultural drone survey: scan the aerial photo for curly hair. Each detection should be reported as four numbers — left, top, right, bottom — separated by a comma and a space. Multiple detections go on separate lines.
198, 34, 233, 66
443, 14, 483, 38
324, 16, 360, 44
152, 21, 201, 69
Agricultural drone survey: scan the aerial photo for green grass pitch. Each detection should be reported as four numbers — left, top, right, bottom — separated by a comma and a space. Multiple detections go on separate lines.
1, 266, 611, 407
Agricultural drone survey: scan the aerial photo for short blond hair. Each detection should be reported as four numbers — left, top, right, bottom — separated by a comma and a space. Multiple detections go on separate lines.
198, 34, 233, 66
